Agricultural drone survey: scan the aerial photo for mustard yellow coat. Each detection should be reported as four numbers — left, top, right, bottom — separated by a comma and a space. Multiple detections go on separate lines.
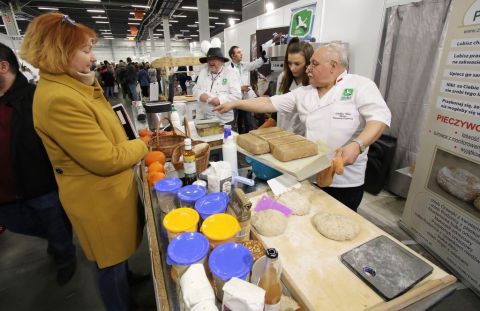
33, 72, 148, 268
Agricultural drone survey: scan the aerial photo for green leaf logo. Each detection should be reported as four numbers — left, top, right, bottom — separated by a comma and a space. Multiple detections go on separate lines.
343, 88, 353, 97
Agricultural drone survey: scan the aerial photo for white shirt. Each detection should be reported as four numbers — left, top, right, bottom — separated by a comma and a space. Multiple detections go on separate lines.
275, 71, 305, 136
271, 71, 391, 187
192, 65, 242, 123
232, 58, 264, 99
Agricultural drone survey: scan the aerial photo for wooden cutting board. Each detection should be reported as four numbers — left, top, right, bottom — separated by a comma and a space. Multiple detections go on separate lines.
248, 183, 456, 311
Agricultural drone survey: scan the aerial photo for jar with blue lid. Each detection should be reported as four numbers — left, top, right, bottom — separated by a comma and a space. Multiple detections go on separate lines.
176, 184, 207, 208
154, 177, 183, 213
194, 192, 230, 220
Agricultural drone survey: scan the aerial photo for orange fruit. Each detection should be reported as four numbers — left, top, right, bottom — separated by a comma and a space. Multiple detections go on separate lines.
141, 136, 151, 144
145, 151, 166, 166
139, 129, 153, 137
148, 161, 165, 173
148, 171, 166, 188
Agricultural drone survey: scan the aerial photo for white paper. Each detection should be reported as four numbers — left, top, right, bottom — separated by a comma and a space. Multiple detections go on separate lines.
267, 174, 301, 196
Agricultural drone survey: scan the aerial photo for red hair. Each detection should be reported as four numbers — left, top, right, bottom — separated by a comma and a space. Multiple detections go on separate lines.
19, 13, 97, 74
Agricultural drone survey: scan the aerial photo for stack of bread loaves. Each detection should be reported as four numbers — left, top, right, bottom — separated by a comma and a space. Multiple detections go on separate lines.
236, 127, 318, 162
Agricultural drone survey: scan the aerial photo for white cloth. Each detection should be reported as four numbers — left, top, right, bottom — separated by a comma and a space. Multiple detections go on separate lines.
271, 71, 391, 187
192, 65, 242, 123
232, 58, 264, 100
275, 71, 305, 136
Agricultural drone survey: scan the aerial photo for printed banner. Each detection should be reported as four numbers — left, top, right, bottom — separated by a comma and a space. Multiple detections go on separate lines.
288, 3, 316, 41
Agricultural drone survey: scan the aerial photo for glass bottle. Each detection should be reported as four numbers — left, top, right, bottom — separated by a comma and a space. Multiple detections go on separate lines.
258, 248, 282, 310
183, 138, 197, 185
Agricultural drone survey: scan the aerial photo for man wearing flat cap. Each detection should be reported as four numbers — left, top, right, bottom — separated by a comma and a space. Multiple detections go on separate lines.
193, 46, 241, 124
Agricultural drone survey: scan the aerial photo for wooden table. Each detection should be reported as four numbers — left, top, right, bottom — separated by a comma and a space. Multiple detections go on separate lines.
247, 182, 456, 311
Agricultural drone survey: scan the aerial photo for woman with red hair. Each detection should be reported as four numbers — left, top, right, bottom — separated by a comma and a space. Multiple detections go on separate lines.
20, 13, 148, 310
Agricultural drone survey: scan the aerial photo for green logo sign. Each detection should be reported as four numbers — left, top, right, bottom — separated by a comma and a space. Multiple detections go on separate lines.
289, 6, 315, 38
222, 78, 228, 85
343, 88, 354, 97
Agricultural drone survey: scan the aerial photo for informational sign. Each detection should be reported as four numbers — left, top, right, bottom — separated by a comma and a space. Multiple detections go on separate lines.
288, 3, 316, 41
401, 0, 480, 295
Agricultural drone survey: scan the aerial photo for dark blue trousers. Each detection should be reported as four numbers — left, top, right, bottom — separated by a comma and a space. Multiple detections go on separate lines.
0, 191, 76, 269
97, 260, 130, 311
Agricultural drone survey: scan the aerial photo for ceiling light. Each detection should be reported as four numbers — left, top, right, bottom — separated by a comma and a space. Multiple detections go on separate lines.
81, 0, 101, 2
209, 16, 219, 20
128, 22, 140, 25
187, 25, 197, 28
194, 21, 198, 24
228, 19, 235, 26
209, 26, 214, 28
266, 2, 274, 12
38, 7, 58, 11
231, 18, 240, 21
92, 16, 107, 19
87, 9, 105, 13
128, 18, 142, 21
132, 5, 150, 9
95, 21, 109, 24
182, 6, 197, 10
173, 15, 187, 18
104, 38, 115, 40
100, 29, 111, 32
215, 22, 226, 25
190, 35, 198, 37
180, 30, 189, 32
170, 20, 179, 23
220, 9, 234, 12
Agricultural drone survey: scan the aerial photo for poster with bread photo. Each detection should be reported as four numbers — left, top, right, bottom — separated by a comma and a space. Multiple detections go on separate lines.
401, 0, 480, 295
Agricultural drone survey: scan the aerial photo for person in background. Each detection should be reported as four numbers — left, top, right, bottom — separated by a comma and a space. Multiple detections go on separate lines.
116, 60, 128, 99
147, 65, 157, 83
137, 64, 149, 98
101, 63, 115, 100
0, 43, 76, 285
176, 66, 192, 95
19, 13, 148, 310
125, 57, 139, 101
214, 43, 391, 211
228, 45, 268, 133
275, 38, 314, 136
192, 46, 242, 125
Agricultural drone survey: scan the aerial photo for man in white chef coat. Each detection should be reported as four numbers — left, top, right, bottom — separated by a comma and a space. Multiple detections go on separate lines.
192, 47, 242, 125
228, 46, 267, 132
214, 42, 391, 211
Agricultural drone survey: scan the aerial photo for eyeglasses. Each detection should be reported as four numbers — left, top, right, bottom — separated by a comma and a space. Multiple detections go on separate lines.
62, 15, 76, 26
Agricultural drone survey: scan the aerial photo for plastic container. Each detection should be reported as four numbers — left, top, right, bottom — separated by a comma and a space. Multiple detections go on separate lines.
176, 185, 207, 208
167, 232, 210, 283
163, 208, 200, 241
208, 242, 253, 301
154, 177, 183, 213
194, 192, 230, 220
222, 125, 238, 173
200, 213, 241, 249
170, 105, 182, 129
246, 156, 281, 181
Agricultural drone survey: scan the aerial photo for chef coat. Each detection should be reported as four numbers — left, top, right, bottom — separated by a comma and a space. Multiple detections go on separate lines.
275, 71, 305, 136
271, 71, 391, 187
231, 58, 264, 99
193, 65, 242, 123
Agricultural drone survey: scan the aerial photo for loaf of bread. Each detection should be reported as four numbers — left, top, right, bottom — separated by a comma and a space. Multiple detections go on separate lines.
249, 127, 282, 137
272, 140, 318, 162
267, 134, 305, 151
436, 166, 480, 202
259, 131, 294, 141
236, 133, 270, 155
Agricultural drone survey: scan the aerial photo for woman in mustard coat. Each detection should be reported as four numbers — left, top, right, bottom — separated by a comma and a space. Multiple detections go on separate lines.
19, 13, 148, 311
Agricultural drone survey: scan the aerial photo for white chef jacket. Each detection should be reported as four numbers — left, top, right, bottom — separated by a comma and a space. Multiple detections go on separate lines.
231, 58, 264, 99
271, 71, 391, 187
275, 71, 305, 136
192, 65, 242, 123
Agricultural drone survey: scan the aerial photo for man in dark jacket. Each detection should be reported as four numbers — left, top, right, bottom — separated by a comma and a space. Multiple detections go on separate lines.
0, 43, 76, 285
125, 57, 139, 101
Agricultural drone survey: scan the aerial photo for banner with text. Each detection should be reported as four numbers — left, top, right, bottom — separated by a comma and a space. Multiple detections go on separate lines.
401, 0, 480, 295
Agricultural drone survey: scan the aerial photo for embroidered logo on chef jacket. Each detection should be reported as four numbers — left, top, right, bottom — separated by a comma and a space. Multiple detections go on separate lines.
222, 78, 228, 85
341, 88, 354, 100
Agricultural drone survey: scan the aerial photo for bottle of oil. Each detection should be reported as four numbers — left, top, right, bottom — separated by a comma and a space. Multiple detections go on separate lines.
258, 248, 282, 310
183, 138, 197, 185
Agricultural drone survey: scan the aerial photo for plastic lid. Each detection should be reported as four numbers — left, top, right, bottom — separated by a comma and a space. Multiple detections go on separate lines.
184, 138, 192, 146
195, 192, 230, 220
167, 232, 210, 265
163, 208, 200, 233
154, 177, 183, 193
266, 248, 278, 259
200, 213, 240, 241
208, 242, 253, 281
223, 125, 232, 139
177, 185, 207, 203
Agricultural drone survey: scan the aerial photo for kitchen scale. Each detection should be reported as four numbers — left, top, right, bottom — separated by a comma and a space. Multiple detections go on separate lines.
341, 235, 433, 300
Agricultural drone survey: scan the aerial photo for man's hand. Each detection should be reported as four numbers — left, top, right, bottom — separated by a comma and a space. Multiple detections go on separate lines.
336, 142, 361, 166
208, 97, 220, 107
213, 101, 237, 113
199, 93, 209, 102
241, 85, 250, 92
